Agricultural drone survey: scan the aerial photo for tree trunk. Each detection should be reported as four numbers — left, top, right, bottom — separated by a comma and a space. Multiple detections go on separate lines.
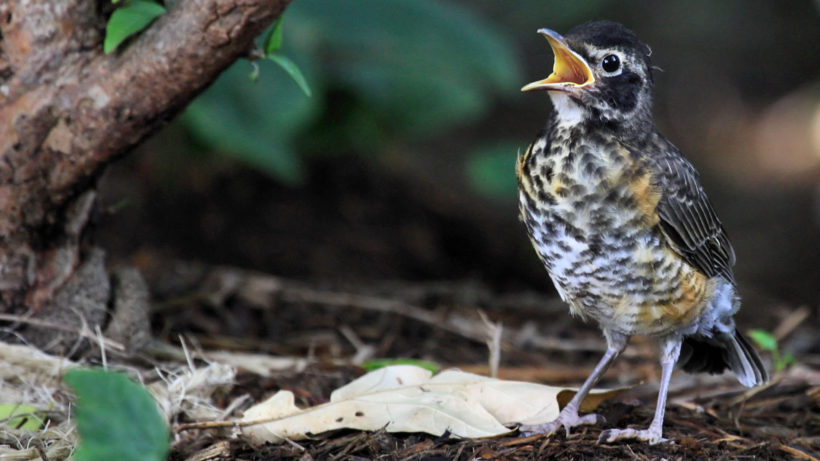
0, 0, 290, 350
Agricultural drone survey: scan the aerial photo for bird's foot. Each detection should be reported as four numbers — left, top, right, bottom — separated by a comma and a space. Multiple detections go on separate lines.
518, 406, 604, 437
598, 426, 666, 445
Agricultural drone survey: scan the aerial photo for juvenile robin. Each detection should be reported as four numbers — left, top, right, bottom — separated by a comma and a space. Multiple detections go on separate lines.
516, 21, 767, 443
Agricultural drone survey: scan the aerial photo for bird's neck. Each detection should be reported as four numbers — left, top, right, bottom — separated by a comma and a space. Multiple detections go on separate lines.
548, 92, 655, 142
548, 92, 586, 128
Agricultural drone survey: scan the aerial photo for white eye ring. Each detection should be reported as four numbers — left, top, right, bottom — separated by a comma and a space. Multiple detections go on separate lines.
599, 52, 625, 77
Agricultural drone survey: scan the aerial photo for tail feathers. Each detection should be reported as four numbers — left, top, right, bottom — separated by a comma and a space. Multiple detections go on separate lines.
678, 335, 731, 374
678, 330, 768, 387
730, 330, 768, 386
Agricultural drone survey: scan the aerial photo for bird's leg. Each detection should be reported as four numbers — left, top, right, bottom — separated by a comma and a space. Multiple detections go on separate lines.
599, 335, 682, 444
519, 330, 628, 437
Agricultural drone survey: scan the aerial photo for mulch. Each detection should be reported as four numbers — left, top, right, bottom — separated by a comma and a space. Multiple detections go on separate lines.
171, 374, 815, 460
150, 262, 819, 461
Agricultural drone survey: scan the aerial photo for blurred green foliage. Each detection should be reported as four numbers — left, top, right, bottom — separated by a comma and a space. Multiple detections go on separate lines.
466, 141, 522, 200
362, 358, 440, 373
181, 0, 521, 185
748, 329, 795, 372
182, 59, 317, 184
178, 0, 820, 198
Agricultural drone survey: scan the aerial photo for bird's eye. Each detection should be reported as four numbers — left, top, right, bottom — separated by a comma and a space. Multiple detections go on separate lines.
602, 54, 620, 73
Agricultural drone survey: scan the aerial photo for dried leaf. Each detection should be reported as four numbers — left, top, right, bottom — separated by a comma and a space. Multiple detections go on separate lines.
240, 365, 626, 443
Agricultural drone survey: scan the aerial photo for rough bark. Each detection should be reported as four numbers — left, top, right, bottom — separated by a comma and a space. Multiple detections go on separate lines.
0, 0, 290, 330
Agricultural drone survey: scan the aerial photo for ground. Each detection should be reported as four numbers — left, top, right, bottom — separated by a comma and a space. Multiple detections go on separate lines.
146, 264, 818, 461
96, 153, 818, 460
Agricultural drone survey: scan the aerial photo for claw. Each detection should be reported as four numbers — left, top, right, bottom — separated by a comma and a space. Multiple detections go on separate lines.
598, 427, 667, 445
518, 407, 604, 437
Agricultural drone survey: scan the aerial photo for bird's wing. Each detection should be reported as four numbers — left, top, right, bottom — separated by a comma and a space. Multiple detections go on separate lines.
646, 147, 737, 284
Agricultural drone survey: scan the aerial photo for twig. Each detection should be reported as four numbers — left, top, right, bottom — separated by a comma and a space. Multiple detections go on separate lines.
478, 310, 502, 379
185, 441, 231, 461
779, 444, 820, 461
176, 414, 293, 432
727, 377, 781, 407
176, 420, 238, 431
179, 335, 196, 371
281, 435, 306, 452
35, 445, 49, 461
773, 305, 811, 341
219, 394, 251, 420
0, 313, 124, 351
499, 433, 544, 447
339, 325, 375, 365
712, 426, 752, 444
95, 324, 107, 369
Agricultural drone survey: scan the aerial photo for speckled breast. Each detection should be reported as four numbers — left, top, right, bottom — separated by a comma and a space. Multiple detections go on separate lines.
516, 129, 713, 337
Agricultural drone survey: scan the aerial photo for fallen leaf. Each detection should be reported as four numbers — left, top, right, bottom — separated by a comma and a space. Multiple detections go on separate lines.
0, 403, 44, 430
240, 365, 626, 443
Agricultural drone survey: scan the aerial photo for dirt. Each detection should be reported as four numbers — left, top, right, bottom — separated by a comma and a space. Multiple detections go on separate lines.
144, 263, 819, 461
173, 366, 813, 461
96, 153, 819, 460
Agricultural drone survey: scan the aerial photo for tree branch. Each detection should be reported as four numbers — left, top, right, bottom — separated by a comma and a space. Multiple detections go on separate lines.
0, 0, 291, 308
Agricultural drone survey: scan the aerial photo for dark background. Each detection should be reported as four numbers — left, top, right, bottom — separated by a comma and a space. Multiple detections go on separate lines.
99, 0, 820, 316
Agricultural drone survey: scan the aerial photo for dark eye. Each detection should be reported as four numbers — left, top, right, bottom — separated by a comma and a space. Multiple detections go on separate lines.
602, 54, 620, 73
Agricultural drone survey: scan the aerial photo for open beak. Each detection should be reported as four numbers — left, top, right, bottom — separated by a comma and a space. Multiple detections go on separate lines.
521, 28, 594, 92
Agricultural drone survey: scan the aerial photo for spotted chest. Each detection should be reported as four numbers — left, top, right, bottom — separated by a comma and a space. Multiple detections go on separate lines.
516, 128, 713, 337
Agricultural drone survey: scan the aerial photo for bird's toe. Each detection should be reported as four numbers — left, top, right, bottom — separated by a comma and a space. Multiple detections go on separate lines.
517, 420, 561, 437
518, 411, 604, 437
598, 427, 667, 445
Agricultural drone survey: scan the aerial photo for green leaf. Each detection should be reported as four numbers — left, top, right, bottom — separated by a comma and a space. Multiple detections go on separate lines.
104, 0, 166, 54
465, 141, 523, 200
181, 58, 318, 184
263, 17, 284, 56
361, 358, 440, 373
781, 353, 795, 368
268, 54, 312, 97
65, 369, 169, 461
748, 329, 778, 352
0, 404, 44, 431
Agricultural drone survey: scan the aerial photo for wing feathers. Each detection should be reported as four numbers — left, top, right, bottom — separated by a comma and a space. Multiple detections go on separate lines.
646, 145, 737, 284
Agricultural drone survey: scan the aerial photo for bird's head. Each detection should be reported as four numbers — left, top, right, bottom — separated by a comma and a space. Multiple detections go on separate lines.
522, 21, 654, 131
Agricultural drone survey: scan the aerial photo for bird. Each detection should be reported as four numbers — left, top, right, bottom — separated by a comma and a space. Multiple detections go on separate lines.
516, 21, 767, 444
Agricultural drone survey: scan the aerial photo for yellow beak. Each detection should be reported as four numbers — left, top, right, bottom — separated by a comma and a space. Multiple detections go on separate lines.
521, 28, 595, 92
